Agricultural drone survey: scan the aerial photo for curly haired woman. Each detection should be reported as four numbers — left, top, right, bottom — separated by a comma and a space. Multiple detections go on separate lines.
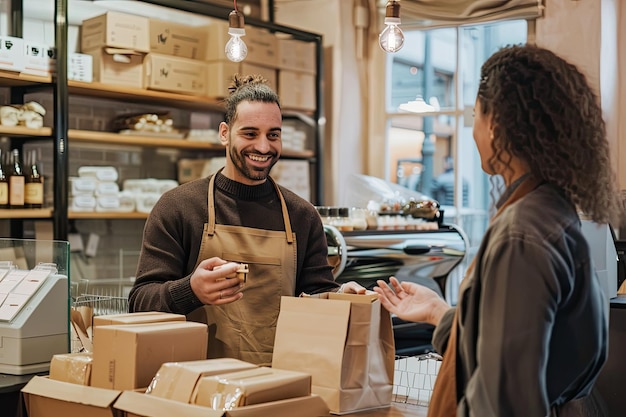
375, 45, 622, 417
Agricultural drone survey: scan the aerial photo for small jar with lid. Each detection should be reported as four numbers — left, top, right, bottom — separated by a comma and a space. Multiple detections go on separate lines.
316, 206, 331, 225
337, 207, 354, 232
350, 208, 368, 231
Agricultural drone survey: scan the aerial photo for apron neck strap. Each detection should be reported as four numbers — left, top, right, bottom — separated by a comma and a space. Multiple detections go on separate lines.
207, 171, 294, 243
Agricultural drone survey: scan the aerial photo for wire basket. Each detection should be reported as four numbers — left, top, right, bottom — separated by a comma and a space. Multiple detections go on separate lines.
73, 294, 129, 316
393, 352, 443, 407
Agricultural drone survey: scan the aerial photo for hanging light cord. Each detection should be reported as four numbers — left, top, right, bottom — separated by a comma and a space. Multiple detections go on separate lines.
233, 0, 238, 12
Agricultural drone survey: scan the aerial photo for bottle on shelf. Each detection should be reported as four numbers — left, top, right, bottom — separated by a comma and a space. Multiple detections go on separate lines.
0, 149, 8, 209
25, 149, 44, 209
9, 148, 25, 209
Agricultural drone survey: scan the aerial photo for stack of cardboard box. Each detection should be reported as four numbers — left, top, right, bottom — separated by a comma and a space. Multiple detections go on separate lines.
21, 311, 329, 417
76, 10, 316, 111
80, 11, 208, 95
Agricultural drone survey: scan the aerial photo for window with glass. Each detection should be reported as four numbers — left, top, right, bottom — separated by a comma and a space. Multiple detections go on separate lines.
384, 20, 528, 252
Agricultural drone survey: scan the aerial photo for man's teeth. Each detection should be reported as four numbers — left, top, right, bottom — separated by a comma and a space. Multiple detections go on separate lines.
249, 155, 270, 162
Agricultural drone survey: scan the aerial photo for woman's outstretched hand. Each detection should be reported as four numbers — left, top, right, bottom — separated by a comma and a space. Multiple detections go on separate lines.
373, 276, 450, 326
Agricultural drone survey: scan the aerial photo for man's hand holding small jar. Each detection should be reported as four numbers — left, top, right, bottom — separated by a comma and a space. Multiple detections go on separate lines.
190, 257, 245, 305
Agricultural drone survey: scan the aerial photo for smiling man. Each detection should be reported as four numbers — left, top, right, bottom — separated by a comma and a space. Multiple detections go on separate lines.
128, 74, 362, 366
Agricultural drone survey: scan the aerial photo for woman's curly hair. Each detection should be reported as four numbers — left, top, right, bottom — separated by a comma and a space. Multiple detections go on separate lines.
477, 44, 621, 226
223, 73, 281, 126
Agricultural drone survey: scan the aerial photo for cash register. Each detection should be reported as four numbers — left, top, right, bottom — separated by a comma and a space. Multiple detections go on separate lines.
0, 239, 69, 375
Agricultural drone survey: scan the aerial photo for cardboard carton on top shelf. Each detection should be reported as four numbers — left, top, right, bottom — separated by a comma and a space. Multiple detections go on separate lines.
149, 19, 208, 60
81, 11, 150, 53
205, 21, 278, 67
205, 60, 276, 98
0, 36, 25, 72
143, 53, 207, 96
277, 38, 316, 74
21, 41, 54, 77
86, 48, 144, 89
91, 321, 208, 390
278, 70, 316, 111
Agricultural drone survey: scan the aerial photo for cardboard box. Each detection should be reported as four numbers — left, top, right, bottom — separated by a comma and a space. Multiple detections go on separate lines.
22, 41, 55, 77
49, 352, 93, 386
0, 36, 25, 72
206, 61, 276, 98
92, 311, 186, 327
81, 11, 150, 53
177, 158, 225, 184
277, 38, 316, 74
192, 367, 311, 408
278, 70, 316, 111
147, 358, 258, 403
48, 53, 94, 82
68, 53, 93, 82
91, 321, 208, 390
205, 21, 278, 67
144, 53, 207, 95
149, 19, 207, 60
114, 390, 330, 417
87, 48, 144, 89
22, 376, 122, 417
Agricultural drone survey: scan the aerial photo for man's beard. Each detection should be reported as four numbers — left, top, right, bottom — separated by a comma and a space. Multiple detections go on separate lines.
229, 143, 277, 181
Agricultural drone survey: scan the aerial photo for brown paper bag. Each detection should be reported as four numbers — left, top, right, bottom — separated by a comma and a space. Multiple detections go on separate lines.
271, 292, 395, 414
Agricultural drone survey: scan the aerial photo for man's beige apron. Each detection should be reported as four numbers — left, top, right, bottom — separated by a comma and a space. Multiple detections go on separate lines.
187, 174, 297, 366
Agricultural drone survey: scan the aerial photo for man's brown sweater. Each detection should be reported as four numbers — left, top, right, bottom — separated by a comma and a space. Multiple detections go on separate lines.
128, 172, 338, 314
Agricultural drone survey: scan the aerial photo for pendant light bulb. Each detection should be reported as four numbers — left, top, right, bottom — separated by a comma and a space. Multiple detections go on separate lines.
379, 1, 404, 53
226, 9, 248, 62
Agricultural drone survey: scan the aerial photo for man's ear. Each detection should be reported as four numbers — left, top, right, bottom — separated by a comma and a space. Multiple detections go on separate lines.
219, 122, 229, 146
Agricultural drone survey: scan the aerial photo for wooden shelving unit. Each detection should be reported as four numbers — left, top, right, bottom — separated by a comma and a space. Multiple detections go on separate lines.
3, 0, 323, 240
68, 211, 149, 220
0, 208, 53, 219
0, 125, 52, 137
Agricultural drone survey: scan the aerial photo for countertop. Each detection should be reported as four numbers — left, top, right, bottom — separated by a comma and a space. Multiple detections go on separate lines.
344, 403, 428, 416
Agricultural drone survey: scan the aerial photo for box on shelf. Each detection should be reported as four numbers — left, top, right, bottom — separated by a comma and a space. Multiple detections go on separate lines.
69, 176, 97, 196
81, 11, 150, 53
87, 48, 144, 89
149, 19, 207, 60
278, 70, 316, 111
206, 61, 276, 98
272, 160, 311, 202
69, 195, 97, 212
143, 53, 207, 95
68, 53, 93, 82
48, 53, 94, 82
91, 321, 208, 390
0, 36, 25, 72
177, 158, 225, 184
78, 166, 120, 182
277, 38, 316, 74
205, 21, 278, 67
22, 41, 55, 77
